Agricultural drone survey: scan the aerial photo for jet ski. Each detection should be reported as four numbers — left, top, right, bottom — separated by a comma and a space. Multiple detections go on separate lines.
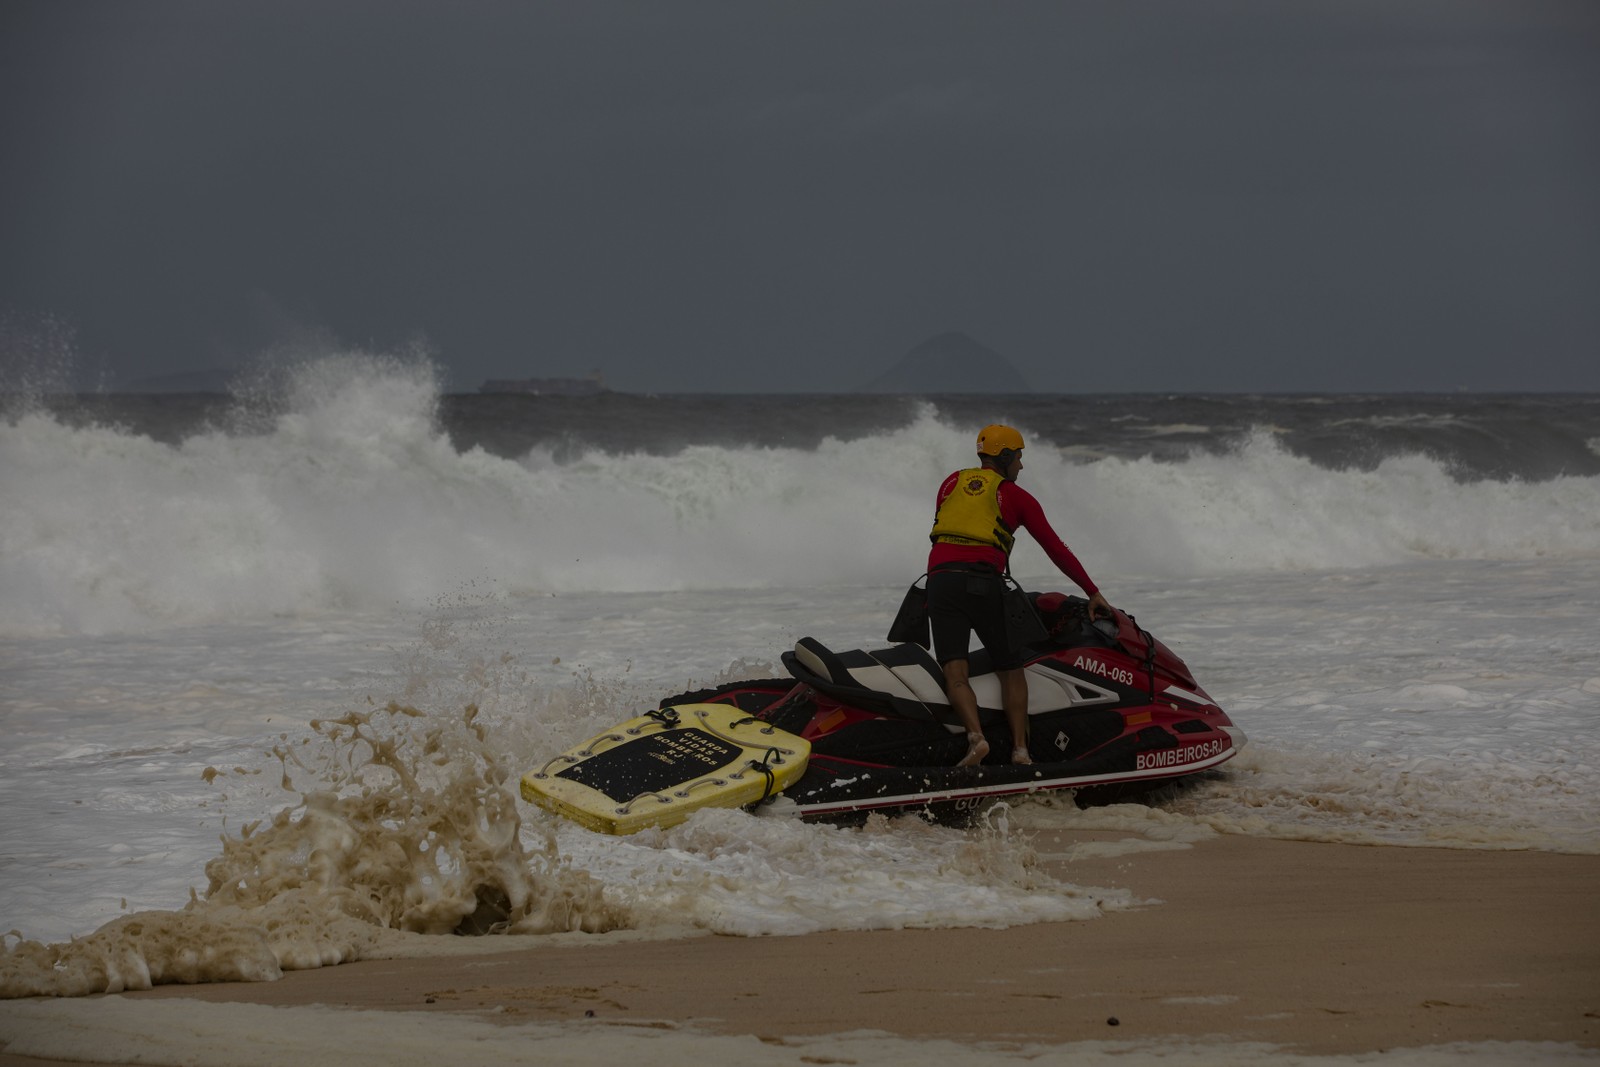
653, 593, 1246, 824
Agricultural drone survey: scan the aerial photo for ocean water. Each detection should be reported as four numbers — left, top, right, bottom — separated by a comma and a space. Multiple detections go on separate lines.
2, 353, 1598, 1013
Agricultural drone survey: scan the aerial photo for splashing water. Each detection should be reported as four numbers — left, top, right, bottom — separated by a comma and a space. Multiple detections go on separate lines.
1, 639, 1130, 1000
5, 353, 1599, 637
1, 696, 628, 998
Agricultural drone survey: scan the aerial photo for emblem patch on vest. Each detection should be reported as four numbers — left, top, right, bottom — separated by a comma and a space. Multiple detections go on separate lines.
963, 477, 987, 495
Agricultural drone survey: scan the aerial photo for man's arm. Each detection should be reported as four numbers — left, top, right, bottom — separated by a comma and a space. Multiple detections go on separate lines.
1002, 484, 1113, 617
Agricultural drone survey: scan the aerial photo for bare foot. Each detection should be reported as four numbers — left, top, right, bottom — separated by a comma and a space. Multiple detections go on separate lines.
1011, 746, 1032, 766
958, 732, 990, 767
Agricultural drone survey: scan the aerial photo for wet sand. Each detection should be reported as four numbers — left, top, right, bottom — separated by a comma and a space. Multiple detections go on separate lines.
3, 832, 1597, 1064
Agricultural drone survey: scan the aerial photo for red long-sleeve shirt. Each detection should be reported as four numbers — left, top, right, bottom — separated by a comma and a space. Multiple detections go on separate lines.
926, 471, 1099, 597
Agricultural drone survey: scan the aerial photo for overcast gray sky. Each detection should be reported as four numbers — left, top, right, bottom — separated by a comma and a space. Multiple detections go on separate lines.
3, 0, 1597, 393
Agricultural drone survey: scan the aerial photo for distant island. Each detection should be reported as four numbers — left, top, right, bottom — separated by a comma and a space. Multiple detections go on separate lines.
865, 331, 1030, 393
119, 367, 238, 393
479, 374, 609, 396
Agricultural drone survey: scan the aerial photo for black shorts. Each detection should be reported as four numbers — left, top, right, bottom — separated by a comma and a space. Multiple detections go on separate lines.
926, 567, 1022, 671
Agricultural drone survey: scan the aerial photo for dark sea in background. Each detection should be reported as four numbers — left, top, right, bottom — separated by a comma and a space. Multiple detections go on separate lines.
28, 390, 1600, 482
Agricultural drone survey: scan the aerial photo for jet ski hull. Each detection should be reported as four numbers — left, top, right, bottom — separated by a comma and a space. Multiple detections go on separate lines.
518, 596, 1243, 832
657, 596, 1246, 825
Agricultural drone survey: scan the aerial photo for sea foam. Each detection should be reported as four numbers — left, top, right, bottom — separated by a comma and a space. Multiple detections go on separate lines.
3, 353, 1597, 636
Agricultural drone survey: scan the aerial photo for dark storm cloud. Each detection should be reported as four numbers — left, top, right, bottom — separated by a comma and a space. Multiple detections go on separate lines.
2, 1, 1597, 392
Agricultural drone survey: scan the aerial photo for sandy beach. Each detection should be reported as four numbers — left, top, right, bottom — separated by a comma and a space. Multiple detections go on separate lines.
3, 830, 1596, 1065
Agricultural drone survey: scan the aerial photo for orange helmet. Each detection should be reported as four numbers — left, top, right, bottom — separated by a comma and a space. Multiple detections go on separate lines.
976, 424, 1025, 456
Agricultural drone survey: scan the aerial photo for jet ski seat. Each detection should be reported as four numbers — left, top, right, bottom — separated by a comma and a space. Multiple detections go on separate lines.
788, 634, 1121, 725
790, 637, 954, 723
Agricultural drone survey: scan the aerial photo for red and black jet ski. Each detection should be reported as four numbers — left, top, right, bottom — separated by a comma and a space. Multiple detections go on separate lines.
658, 593, 1246, 824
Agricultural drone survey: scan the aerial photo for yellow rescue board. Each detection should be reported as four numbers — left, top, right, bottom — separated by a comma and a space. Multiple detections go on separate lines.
520, 703, 811, 835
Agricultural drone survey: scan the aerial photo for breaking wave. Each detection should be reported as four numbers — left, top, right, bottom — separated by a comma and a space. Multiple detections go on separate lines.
3, 353, 1596, 635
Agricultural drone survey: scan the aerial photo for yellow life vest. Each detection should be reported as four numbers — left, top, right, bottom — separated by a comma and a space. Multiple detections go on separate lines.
929, 467, 1015, 553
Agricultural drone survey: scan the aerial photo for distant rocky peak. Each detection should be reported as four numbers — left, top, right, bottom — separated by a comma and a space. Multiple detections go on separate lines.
865, 331, 1030, 393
